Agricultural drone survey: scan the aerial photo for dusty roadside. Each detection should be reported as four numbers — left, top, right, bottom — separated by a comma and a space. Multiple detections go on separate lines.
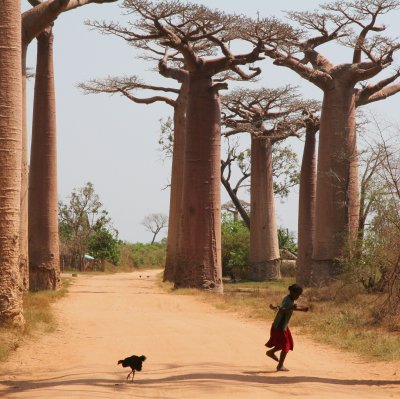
0, 270, 398, 399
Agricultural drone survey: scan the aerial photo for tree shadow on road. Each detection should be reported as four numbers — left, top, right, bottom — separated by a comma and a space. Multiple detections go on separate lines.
1, 369, 399, 397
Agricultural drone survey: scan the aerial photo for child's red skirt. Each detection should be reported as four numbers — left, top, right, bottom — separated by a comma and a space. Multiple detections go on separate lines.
265, 326, 294, 353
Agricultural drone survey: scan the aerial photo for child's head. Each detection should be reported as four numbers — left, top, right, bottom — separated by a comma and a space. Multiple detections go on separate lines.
288, 283, 303, 299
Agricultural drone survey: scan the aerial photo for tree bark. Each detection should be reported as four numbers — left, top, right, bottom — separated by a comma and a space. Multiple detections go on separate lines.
163, 81, 188, 282
20, 44, 29, 291
174, 75, 223, 292
29, 28, 60, 291
249, 136, 281, 281
0, 2, 24, 326
312, 83, 359, 283
20, 0, 115, 293
19, 0, 67, 296
296, 130, 317, 286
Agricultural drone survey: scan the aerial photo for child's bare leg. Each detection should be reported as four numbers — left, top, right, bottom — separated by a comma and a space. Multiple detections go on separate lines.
266, 348, 279, 362
277, 351, 289, 371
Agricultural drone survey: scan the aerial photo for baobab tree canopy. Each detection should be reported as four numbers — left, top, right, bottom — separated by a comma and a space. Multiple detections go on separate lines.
264, 0, 400, 92
222, 86, 318, 141
87, 0, 293, 78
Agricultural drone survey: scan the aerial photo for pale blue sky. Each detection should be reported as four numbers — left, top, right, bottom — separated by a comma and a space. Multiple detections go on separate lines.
22, 0, 400, 243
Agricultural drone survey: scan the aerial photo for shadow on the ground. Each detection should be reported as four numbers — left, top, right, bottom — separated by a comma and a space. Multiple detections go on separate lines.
1, 369, 399, 397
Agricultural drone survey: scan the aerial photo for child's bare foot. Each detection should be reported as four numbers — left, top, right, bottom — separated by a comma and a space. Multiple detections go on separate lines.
276, 366, 290, 371
266, 350, 279, 362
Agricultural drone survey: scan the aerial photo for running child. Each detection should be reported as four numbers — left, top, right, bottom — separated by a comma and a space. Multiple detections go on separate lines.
265, 283, 309, 371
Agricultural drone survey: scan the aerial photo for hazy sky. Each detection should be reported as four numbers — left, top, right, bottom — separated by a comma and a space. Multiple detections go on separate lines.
22, 0, 400, 243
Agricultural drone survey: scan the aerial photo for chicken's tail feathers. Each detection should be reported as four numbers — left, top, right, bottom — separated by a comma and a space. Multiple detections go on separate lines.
140, 355, 146, 362
117, 360, 123, 365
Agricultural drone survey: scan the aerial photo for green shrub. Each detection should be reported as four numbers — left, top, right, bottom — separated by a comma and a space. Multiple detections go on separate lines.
119, 242, 166, 269
278, 227, 297, 253
221, 214, 250, 278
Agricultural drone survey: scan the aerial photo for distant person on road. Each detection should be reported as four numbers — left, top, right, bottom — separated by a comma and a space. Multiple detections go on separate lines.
265, 283, 309, 371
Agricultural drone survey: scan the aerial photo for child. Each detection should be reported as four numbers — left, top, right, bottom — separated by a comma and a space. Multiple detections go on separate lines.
265, 283, 309, 371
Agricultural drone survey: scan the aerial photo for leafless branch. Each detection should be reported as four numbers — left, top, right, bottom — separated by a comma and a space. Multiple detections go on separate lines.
78, 76, 177, 107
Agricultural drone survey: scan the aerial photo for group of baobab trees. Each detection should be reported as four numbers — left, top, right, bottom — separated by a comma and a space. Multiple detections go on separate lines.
81, 0, 400, 289
0, 0, 116, 326
1, 0, 400, 327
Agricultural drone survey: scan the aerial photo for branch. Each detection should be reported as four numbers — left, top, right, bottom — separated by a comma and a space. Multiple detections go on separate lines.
27, 0, 43, 6
154, 19, 200, 70
353, 62, 383, 81
78, 77, 177, 107
22, 0, 117, 44
353, 24, 384, 63
206, 39, 264, 75
224, 127, 251, 137
264, 47, 332, 90
357, 82, 400, 106
117, 89, 176, 107
301, 48, 335, 72
210, 82, 229, 93
158, 49, 188, 83
231, 65, 262, 80
357, 70, 400, 105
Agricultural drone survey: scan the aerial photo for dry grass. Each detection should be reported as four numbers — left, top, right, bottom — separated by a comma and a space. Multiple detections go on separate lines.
162, 277, 400, 362
0, 278, 70, 362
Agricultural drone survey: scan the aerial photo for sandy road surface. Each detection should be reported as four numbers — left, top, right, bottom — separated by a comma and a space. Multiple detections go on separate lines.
0, 270, 399, 399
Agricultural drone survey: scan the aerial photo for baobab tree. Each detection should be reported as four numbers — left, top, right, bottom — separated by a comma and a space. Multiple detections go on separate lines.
220, 138, 300, 230
80, 66, 257, 283
262, 0, 400, 282
296, 110, 320, 287
23, 0, 116, 290
88, 0, 290, 291
79, 61, 186, 283
28, 26, 60, 291
0, 1, 24, 326
222, 87, 308, 280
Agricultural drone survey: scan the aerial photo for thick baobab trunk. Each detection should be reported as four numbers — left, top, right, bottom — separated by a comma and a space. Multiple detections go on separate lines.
312, 84, 359, 282
296, 130, 317, 286
163, 81, 188, 282
174, 75, 223, 292
29, 28, 60, 291
0, 2, 24, 326
249, 136, 281, 281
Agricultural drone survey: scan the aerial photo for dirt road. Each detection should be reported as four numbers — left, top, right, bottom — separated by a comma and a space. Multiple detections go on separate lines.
0, 270, 399, 398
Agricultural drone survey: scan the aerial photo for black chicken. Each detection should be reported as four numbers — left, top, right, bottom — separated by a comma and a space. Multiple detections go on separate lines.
117, 354, 146, 380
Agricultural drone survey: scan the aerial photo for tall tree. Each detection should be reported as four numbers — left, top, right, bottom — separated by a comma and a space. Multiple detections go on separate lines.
79, 62, 187, 283
19, 0, 116, 289
141, 213, 169, 244
262, 0, 400, 282
220, 138, 300, 229
29, 26, 60, 291
58, 182, 113, 271
296, 111, 320, 286
220, 139, 251, 228
0, 1, 24, 326
88, 0, 289, 290
222, 87, 308, 280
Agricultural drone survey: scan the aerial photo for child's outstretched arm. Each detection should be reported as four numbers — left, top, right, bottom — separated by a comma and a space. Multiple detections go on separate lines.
293, 304, 309, 312
270, 304, 309, 313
